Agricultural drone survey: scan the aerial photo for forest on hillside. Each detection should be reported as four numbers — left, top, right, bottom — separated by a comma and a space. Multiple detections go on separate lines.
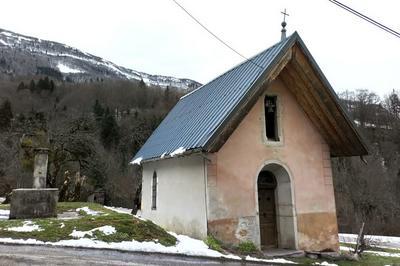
0, 77, 182, 207
333, 89, 400, 236
0, 77, 399, 236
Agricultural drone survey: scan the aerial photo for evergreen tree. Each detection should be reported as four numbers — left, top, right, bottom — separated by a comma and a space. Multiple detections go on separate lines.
139, 79, 146, 89
137, 79, 148, 108
29, 79, 36, 93
50, 80, 55, 93
93, 99, 104, 121
0, 99, 13, 130
44, 76, 51, 91
388, 90, 400, 119
37, 78, 45, 92
36, 77, 52, 92
100, 108, 120, 148
164, 86, 170, 101
17, 81, 25, 91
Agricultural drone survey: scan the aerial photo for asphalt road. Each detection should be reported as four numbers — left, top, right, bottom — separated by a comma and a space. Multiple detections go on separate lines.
0, 244, 279, 266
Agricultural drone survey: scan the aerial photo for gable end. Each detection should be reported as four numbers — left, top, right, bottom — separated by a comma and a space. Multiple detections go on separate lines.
205, 36, 368, 157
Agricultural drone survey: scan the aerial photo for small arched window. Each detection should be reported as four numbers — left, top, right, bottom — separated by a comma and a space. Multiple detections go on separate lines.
151, 171, 157, 210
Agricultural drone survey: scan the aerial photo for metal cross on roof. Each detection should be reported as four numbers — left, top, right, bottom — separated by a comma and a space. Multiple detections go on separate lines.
281, 8, 289, 22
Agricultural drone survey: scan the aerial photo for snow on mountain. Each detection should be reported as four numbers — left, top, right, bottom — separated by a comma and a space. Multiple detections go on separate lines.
0, 28, 201, 90
57, 63, 83, 74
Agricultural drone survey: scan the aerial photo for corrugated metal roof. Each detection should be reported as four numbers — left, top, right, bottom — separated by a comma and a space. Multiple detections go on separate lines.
131, 33, 297, 163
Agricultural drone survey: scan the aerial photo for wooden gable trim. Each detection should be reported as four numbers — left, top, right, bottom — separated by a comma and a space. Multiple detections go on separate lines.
280, 66, 349, 156
289, 43, 368, 156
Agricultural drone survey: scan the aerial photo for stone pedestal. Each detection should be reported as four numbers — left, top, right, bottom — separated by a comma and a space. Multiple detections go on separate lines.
10, 188, 58, 219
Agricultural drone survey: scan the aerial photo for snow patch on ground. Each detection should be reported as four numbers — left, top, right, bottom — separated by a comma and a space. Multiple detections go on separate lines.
70, 226, 116, 238
7, 221, 43, 232
76, 207, 102, 216
0, 197, 5, 203
0, 209, 9, 220
0, 232, 297, 264
104, 206, 132, 215
364, 250, 400, 258
0, 205, 297, 264
57, 63, 83, 74
340, 245, 400, 258
245, 255, 297, 264
170, 147, 186, 157
339, 233, 400, 249
130, 157, 142, 165
167, 232, 239, 259
0, 235, 226, 258
313, 262, 338, 266
339, 246, 352, 252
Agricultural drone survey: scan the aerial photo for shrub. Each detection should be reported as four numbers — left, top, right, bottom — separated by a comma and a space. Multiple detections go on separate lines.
237, 241, 258, 254
204, 235, 222, 252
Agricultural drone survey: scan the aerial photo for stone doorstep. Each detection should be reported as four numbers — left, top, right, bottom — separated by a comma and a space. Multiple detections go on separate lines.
306, 251, 342, 260
262, 248, 305, 258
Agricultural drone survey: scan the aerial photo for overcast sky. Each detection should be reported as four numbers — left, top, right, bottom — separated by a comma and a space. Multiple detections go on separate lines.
0, 0, 399, 96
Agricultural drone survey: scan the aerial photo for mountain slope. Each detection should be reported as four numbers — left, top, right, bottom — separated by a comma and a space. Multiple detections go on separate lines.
0, 28, 201, 90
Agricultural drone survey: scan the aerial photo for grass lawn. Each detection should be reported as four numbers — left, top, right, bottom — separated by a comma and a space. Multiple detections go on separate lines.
340, 242, 400, 254
292, 253, 400, 265
0, 202, 176, 246
1, 202, 399, 265
291, 243, 400, 265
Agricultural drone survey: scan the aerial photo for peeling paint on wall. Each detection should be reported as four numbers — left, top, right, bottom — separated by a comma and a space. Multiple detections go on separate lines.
235, 216, 258, 243
297, 212, 339, 252
208, 218, 239, 244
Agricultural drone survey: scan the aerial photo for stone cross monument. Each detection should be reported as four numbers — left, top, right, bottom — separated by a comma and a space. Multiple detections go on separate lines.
9, 147, 58, 219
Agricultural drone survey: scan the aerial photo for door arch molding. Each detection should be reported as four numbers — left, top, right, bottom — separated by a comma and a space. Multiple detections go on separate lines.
255, 160, 298, 249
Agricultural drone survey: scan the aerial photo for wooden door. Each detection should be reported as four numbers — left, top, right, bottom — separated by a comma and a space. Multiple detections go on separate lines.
258, 188, 278, 248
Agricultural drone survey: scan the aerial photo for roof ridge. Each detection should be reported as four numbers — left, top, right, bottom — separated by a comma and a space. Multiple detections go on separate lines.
180, 33, 296, 100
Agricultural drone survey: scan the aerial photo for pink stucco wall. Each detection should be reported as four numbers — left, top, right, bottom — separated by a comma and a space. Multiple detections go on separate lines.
206, 78, 339, 251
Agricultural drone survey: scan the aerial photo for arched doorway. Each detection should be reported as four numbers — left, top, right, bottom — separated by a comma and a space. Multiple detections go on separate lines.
257, 163, 297, 249
258, 170, 278, 248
